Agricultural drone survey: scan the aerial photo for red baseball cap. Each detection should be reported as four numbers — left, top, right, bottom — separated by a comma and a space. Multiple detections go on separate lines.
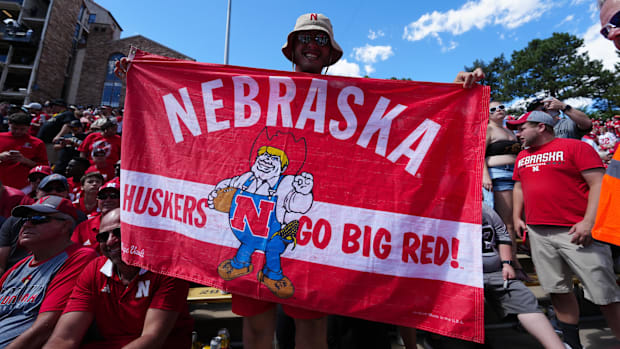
98, 177, 120, 193
28, 165, 52, 176
12, 195, 78, 220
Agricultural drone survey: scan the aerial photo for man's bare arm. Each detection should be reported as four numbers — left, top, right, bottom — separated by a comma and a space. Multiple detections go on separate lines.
121, 308, 180, 349
568, 168, 605, 245
7, 311, 62, 349
42, 311, 93, 349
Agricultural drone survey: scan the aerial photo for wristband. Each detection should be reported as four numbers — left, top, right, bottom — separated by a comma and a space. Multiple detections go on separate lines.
563, 104, 572, 111
501, 260, 513, 266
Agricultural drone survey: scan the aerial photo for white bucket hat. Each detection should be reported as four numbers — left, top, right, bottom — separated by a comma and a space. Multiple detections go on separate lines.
282, 13, 343, 67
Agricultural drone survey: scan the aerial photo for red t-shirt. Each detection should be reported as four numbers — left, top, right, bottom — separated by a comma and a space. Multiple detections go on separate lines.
64, 257, 193, 348
0, 186, 28, 218
0, 132, 47, 190
73, 195, 98, 217
513, 138, 604, 226
79, 133, 121, 166
67, 177, 82, 201
0, 244, 97, 313
70, 214, 102, 252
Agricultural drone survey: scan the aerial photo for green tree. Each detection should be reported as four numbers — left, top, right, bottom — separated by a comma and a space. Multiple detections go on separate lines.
503, 32, 606, 100
464, 54, 511, 101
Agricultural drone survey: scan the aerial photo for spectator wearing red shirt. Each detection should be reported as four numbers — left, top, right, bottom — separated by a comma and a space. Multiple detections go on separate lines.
0, 181, 31, 219
25, 102, 44, 137
0, 113, 48, 191
86, 149, 115, 182
78, 118, 120, 167
0, 196, 97, 348
71, 178, 120, 251
64, 157, 90, 200
512, 111, 620, 349
25, 165, 52, 200
73, 172, 104, 217
44, 208, 193, 349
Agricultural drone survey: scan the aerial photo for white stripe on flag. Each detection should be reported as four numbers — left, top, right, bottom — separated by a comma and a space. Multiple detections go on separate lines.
121, 170, 482, 288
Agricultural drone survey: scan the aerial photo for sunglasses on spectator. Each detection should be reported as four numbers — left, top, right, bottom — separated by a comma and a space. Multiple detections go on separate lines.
489, 105, 505, 113
42, 185, 67, 193
96, 228, 121, 243
24, 215, 67, 225
297, 33, 330, 47
97, 192, 120, 200
601, 10, 620, 39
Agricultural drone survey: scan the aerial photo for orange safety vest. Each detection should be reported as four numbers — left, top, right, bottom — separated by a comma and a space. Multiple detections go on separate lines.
593, 150, 620, 245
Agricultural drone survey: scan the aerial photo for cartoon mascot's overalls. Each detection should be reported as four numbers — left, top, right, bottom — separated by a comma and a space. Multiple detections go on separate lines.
208, 142, 313, 299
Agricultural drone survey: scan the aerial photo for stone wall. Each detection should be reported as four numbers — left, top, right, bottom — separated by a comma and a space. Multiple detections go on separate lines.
30, 0, 82, 102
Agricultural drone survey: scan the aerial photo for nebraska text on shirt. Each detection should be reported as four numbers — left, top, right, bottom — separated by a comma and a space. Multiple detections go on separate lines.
518, 151, 565, 167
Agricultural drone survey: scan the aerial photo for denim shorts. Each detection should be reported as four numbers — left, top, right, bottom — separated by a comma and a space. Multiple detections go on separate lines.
488, 164, 515, 192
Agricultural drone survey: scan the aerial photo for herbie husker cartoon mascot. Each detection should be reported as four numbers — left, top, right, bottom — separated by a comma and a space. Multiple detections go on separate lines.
208, 130, 313, 298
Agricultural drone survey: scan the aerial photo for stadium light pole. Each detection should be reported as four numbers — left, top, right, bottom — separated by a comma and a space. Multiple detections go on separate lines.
224, 0, 231, 65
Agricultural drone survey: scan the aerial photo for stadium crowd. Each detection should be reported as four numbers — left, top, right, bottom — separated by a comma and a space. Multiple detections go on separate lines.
0, 1, 619, 348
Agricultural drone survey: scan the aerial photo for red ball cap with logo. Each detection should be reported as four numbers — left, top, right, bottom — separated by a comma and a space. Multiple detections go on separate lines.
11, 195, 78, 220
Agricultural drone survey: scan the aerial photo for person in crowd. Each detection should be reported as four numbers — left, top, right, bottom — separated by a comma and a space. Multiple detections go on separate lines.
0, 180, 32, 219
43, 208, 194, 348
87, 146, 115, 181
0, 195, 97, 347
481, 204, 565, 349
37, 99, 76, 166
600, 0, 620, 49
0, 173, 86, 277
52, 120, 86, 176
24, 102, 44, 137
73, 171, 104, 217
483, 101, 527, 275
25, 165, 53, 200
0, 102, 10, 132
71, 178, 120, 251
598, 126, 618, 154
115, 12, 484, 349
113, 159, 121, 179
78, 118, 121, 168
593, 0, 620, 247
510, 97, 592, 140
512, 111, 620, 349
0, 112, 48, 191
64, 157, 91, 200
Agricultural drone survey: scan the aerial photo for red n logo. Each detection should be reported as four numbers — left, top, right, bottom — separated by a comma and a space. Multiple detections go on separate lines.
310, 13, 317, 21
230, 196, 276, 237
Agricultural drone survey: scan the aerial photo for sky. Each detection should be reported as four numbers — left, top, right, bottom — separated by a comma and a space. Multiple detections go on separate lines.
96, 0, 617, 103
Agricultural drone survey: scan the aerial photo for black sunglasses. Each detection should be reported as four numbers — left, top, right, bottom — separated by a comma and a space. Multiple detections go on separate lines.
489, 105, 505, 113
297, 33, 330, 47
97, 192, 120, 200
24, 215, 67, 225
96, 227, 121, 243
601, 10, 620, 39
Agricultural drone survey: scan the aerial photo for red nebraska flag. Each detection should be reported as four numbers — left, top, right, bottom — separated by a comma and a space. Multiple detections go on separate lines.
121, 49, 489, 342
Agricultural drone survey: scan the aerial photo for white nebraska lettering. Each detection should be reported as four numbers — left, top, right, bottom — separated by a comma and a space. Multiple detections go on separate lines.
518, 151, 564, 167
162, 75, 442, 176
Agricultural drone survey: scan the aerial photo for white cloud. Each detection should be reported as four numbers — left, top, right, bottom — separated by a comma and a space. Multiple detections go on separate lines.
364, 64, 375, 75
327, 59, 362, 77
368, 29, 385, 40
580, 22, 619, 70
403, 0, 550, 44
352, 44, 394, 63
564, 96, 594, 109
571, 0, 588, 5
556, 15, 575, 27
441, 40, 458, 52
